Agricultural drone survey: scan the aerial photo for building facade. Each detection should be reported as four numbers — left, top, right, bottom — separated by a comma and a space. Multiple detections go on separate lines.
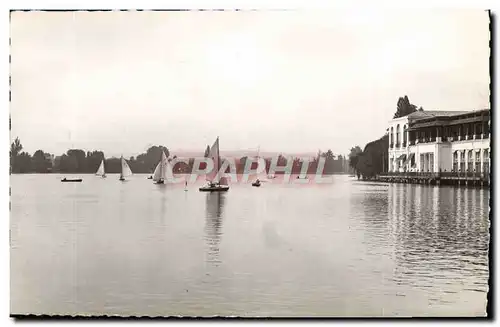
388, 109, 490, 174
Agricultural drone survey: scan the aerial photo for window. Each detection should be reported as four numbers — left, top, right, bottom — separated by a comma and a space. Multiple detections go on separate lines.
403, 125, 407, 146
453, 152, 458, 171
467, 150, 474, 172
483, 149, 489, 174
459, 151, 465, 172
475, 151, 481, 172
396, 124, 400, 146
390, 127, 394, 146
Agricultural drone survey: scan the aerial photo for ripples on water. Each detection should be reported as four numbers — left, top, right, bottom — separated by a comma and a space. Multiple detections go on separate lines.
10, 174, 489, 317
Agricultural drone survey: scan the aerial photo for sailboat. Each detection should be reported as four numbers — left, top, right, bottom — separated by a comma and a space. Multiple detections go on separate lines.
199, 137, 230, 192
152, 150, 169, 184
253, 146, 263, 187
96, 159, 107, 178
119, 156, 133, 181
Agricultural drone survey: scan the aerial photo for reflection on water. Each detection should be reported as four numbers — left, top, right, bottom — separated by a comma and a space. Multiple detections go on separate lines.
388, 184, 489, 310
204, 192, 226, 265
10, 175, 489, 317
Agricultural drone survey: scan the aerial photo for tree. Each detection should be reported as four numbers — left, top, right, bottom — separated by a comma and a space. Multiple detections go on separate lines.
323, 149, 335, 174
85, 150, 105, 173
57, 154, 77, 173
10, 137, 23, 173
67, 149, 87, 173
337, 154, 344, 173
104, 157, 121, 173
17, 152, 32, 173
356, 153, 373, 179
32, 150, 52, 173
292, 157, 302, 174
355, 134, 389, 179
393, 95, 419, 119
10, 137, 22, 158
348, 146, 363, 174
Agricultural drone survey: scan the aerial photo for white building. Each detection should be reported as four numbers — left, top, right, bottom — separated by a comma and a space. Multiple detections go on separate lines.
388, 109, 490, 173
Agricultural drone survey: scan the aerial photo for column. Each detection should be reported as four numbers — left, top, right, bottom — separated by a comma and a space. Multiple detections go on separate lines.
478, 149, 484, 173
463, 150, 467, 172
435, 146, 439, 172
464, 151, 469, 172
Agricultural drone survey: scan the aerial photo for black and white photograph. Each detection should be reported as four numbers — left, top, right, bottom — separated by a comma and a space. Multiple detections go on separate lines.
9, 7, 492, 318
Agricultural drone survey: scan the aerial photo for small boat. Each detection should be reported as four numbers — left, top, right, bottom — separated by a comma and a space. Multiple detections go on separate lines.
119, 155, 133, 181
199, 181, 229, 192
96, 159, 107, 178
199, 137, 230, 192
61, 178, 82, 183
152, 150, 169, 185
252, 179, 261, 187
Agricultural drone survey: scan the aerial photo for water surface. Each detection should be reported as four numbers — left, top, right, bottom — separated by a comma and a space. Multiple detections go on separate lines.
10, 174, 490, 317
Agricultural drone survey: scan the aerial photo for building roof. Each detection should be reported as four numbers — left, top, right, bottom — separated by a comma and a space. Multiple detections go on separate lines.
407, 110, 470, 120
408, 108, 490, 130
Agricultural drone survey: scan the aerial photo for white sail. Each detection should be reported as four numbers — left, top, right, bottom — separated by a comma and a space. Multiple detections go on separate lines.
152, 151, 168, 182
96, 160, 105, 176
152, 161, 161, 181
120, 156, 133, 179
206, 137, 220, 183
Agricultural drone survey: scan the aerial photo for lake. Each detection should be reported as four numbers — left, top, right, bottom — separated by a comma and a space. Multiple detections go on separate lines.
10, 174, 490, 317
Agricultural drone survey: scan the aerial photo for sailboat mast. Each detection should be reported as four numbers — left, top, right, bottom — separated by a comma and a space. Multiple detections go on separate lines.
217, 137, 221, 176
160, 153, 163, 178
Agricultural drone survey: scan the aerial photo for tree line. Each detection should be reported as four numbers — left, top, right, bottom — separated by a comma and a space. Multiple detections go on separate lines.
10, 139, 351, 175
348, 95, 422, 179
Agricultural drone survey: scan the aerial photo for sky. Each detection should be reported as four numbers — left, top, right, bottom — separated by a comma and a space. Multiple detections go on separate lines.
10, 9, 490, 158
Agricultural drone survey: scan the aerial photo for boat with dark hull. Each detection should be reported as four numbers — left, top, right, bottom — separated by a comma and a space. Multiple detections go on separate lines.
61, 178, 82, 183
199, 137, 230, 192
199, 182, 229, 192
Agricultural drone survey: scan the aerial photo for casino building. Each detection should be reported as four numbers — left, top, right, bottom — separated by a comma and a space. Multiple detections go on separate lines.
387, 109, 490, 174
